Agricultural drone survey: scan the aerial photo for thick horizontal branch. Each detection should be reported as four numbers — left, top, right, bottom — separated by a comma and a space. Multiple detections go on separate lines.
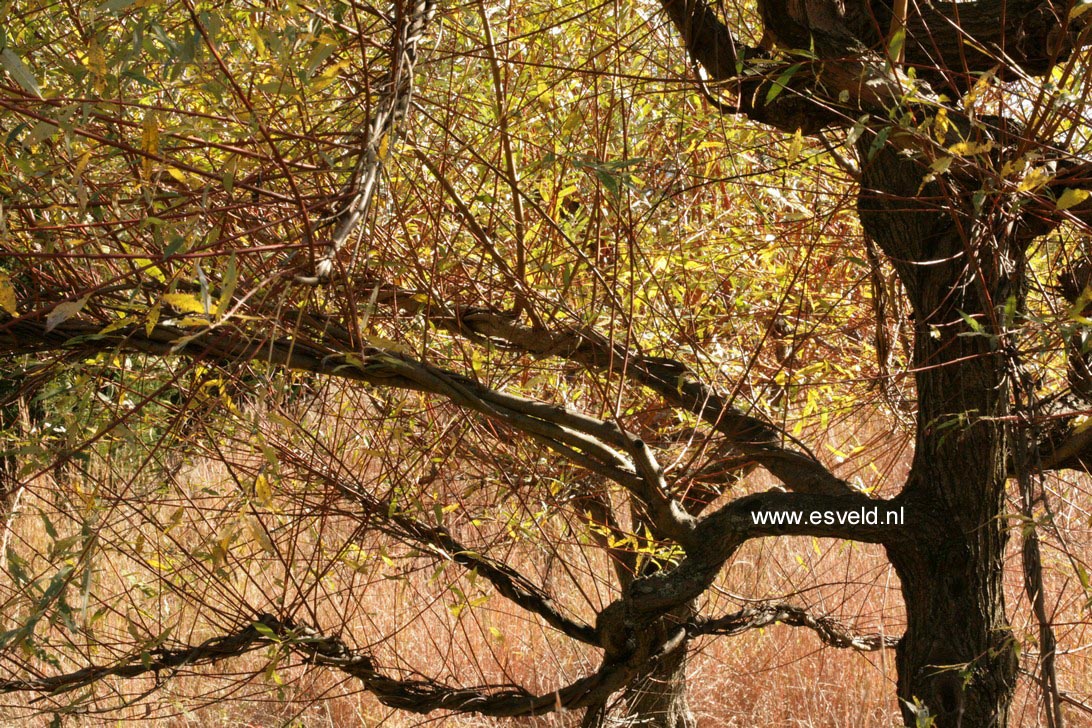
0, 616, 282, 695
661, 0, 1090, 136
280, 285, 851, 498
0, 612, 648, 719
283, 614, 639, 717
1010, 393, 1092, 474
691, 602, 899, 651
697, 490, 906, 545
0, 316, 695, 544
439, 308, 854, 498
904, 0, 1091, 88
624, 490, 908, 616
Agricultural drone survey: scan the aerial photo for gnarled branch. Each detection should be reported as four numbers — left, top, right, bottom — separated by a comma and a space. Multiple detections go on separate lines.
691, 602, 899, 651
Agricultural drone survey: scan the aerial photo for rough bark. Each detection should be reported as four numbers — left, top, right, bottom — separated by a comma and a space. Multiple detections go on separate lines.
622, 614, 697, 728
859, 143, 1020, 726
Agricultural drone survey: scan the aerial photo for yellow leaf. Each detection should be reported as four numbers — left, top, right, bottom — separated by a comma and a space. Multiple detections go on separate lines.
174, 316, 212, 328
141, 110, 159, 179
162, 293, 209, 315
86, 39, 106, 78
1000, 157, 1027, 179
167, 167, 193, 186
363, 335, 412, 354
932, 109, 950, 142
133, 258, 167, 284
0, 274, 17, 316
249, 517, 275, 554
947, 140, 993, 156
254, 474, 272, 506
145, 302, 161, 336
74, 150, 91, 177
99, 314, 129, 335
1018, 166, 1054, 192
930, 156, 953, 175
787, 128, 804, 162
1057, 188, 1091, 211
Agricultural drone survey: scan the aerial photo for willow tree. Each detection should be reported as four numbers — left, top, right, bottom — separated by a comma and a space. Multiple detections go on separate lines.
0, 0, 1090, 726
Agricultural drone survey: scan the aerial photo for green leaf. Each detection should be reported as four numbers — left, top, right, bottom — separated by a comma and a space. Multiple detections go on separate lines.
217, 253, 238, 317
1, 47, 42, 97
886, 28, 905, 64
252, 620, 277, 638
867, 126, 892, 160
956, 309, 984, 334
23, 120, 58, 147
766, 63, 802, 105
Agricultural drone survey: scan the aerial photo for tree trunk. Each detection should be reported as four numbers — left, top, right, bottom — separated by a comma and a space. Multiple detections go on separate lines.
623, 643, 695, 727
859, 144, 1020, 726
621, 602, 697, 728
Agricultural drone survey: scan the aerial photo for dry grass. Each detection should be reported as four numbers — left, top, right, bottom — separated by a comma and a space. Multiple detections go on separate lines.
0, 403, 1088, 728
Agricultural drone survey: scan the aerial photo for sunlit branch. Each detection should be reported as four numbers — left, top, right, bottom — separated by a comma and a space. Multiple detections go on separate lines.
283, 286, 851, 498
433, 306, 854, 498
0, 317, 696, 544
298, 0, 437, 283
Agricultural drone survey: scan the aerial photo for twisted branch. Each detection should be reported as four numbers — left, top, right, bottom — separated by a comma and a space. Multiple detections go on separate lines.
692, 603, 899, 651
299, 0, 437, 283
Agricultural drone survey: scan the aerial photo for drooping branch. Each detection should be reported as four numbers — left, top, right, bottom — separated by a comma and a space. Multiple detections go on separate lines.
273, 438, 600, 645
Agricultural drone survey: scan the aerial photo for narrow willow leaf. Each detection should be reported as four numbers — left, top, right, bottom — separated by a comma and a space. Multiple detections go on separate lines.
765, 63, 802, 105
1, 47, 42, 97
45, 297, 89, 332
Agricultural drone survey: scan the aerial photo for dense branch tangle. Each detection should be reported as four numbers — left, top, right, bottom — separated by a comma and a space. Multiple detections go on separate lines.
1, 0, 1091, 724
0, 292, 904, 716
